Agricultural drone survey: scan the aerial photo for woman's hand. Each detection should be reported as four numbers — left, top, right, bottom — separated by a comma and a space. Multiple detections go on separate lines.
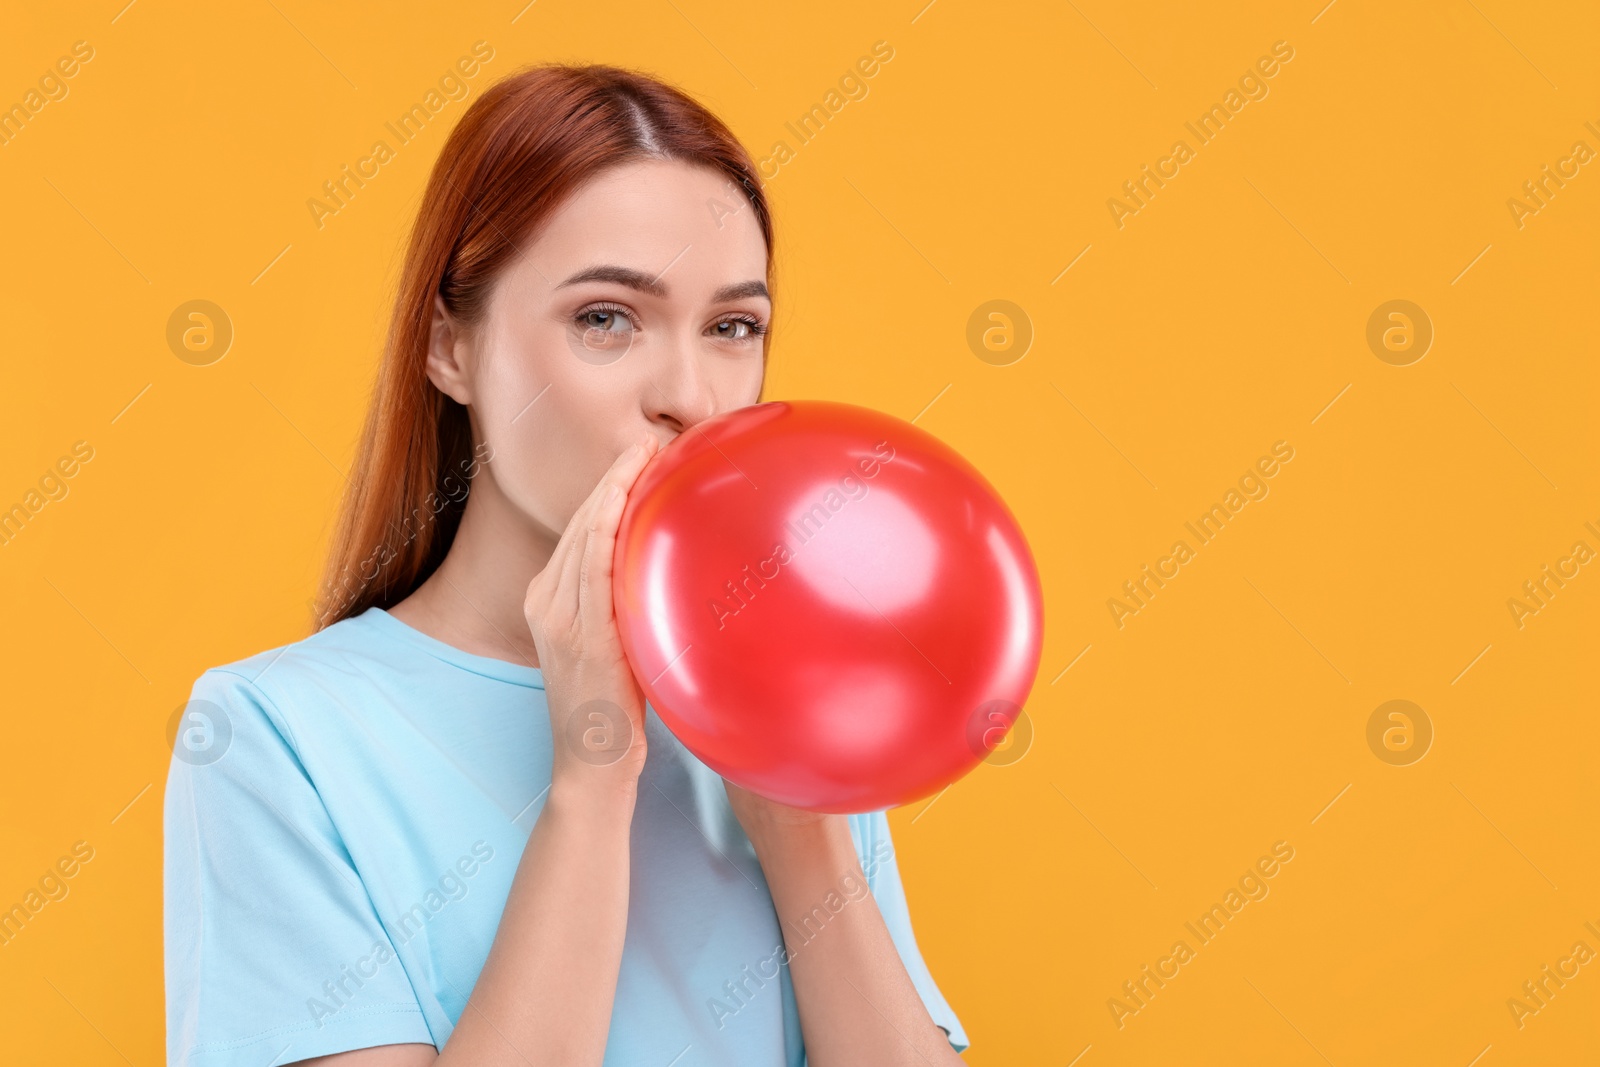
524, 430, 660, 804
723, 778, 834, 855
723, 779, 965, 1066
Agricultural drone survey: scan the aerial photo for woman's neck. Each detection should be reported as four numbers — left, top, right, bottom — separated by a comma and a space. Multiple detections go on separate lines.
386, 476, 553, 669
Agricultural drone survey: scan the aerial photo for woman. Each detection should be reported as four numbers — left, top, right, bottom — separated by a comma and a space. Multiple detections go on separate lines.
163, 64, 968, 1066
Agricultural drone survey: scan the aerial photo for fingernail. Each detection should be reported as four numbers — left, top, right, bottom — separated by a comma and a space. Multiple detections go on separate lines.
604, 484, 621, 505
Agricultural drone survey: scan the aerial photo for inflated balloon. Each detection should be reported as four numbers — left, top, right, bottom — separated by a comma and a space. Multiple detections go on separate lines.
612, 400, 1043, 813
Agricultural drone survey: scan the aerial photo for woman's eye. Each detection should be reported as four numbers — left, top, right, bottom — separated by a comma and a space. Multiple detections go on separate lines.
712, 317, 766, 342
577, 306, 634, 332
570, 304, 637, 363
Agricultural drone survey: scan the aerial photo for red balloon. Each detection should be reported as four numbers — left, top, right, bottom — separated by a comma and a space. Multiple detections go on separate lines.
613, 400, 1043, 813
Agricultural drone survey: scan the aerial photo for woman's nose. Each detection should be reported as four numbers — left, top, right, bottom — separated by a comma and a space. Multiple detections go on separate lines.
645, 348, 718, 434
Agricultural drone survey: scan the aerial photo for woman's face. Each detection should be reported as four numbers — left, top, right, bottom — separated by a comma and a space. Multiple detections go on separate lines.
429, 158, 770, 543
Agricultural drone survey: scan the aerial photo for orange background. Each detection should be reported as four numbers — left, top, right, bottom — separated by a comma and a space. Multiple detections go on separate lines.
2, 1, 1597, 1063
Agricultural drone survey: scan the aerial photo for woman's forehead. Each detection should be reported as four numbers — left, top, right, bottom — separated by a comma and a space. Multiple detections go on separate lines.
512, 160, 767, 292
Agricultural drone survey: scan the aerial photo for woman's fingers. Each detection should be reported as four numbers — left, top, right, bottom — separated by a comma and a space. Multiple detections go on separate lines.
576, 472, 630, 628
552, 433, 659, 629
530, 434, 655, 607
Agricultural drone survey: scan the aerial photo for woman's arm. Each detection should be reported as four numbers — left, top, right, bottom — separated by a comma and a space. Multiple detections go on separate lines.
442, 779, 638, 1063
294, 782, 634, 1067
729, 788, 964, 1066
296, 434, 662, 1067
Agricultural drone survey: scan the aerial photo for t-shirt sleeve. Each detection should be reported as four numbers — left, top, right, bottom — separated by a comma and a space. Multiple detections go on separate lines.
852, 809, 970, 1053
164, 667, 435, 1066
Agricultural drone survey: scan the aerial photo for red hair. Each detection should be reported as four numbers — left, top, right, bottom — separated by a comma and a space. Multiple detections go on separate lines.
315, 64, 775, 630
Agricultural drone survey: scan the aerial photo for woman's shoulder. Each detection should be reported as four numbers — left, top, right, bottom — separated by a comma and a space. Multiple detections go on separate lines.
198, 606, 394, 683
182, 609, 397, 740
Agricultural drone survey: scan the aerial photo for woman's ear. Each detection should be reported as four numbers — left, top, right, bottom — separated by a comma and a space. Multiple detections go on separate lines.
425, 293, 474, 404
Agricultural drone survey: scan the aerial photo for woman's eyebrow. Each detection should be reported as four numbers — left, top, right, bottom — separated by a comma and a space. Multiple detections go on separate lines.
556, 264, 666, 297
709, 279, 771, 303
554, 264, 768, 304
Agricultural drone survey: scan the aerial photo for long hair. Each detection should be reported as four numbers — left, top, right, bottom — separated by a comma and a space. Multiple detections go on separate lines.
314, 64, 775, 630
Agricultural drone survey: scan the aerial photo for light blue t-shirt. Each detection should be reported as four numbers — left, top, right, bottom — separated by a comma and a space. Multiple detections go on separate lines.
163, 606, 967, 1066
